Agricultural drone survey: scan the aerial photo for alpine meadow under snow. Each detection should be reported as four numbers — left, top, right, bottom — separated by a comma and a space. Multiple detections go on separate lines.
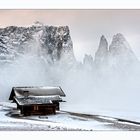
0, 22, 140, 124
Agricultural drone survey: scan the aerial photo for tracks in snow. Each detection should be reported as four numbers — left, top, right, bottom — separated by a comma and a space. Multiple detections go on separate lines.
61, 111, 140, 130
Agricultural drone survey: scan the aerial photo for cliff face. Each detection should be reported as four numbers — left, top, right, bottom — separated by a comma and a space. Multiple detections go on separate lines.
0, 23, 75, 64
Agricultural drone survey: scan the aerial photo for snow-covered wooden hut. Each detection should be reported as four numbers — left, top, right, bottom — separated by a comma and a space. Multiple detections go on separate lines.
9, 86, 66, 116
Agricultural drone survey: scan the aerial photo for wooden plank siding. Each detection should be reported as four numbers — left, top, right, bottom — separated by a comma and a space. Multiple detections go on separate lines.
19, 104, 56, 116
9, 86, 65, 116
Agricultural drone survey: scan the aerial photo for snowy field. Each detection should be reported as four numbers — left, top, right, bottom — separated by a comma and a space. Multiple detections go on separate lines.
0, 102, 140, 131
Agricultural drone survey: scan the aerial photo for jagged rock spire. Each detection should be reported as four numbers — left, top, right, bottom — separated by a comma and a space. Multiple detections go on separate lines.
94, 35, 108, 64
109, 33, 138, 66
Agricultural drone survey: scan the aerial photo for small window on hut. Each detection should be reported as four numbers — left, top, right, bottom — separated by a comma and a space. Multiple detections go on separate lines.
34, 106, 39, 111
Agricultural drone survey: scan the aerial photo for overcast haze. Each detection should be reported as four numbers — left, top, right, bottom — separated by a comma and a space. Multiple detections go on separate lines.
0, 10, 140, 61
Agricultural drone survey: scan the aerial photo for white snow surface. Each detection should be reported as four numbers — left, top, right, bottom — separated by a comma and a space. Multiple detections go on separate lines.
0, 102, 122, 131
0, 102, 140, 131
62, 103, 140, 123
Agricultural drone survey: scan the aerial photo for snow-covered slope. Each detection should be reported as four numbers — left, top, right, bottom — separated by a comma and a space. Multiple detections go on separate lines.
0, 103, 115, 131
1, 102, 140, 131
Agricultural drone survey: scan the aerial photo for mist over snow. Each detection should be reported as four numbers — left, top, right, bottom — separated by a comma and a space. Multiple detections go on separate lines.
0, 23, 140, 116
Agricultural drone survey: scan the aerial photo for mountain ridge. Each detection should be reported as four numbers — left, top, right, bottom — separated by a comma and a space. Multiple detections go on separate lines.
0, 23, 75, 64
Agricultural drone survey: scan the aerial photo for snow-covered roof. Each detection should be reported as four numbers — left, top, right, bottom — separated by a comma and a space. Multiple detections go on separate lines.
9, 86, 66, 100
14, 95, 63, 105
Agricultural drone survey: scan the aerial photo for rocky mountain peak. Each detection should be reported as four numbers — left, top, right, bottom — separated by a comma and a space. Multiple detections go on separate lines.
99, 35, 108, 50
112, 33, 126, 43
83, 54, 93, 64
109, 33, 131, 53
94, 35, 108, 65
94, 33, 138, 70
109, 33, 138, 68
